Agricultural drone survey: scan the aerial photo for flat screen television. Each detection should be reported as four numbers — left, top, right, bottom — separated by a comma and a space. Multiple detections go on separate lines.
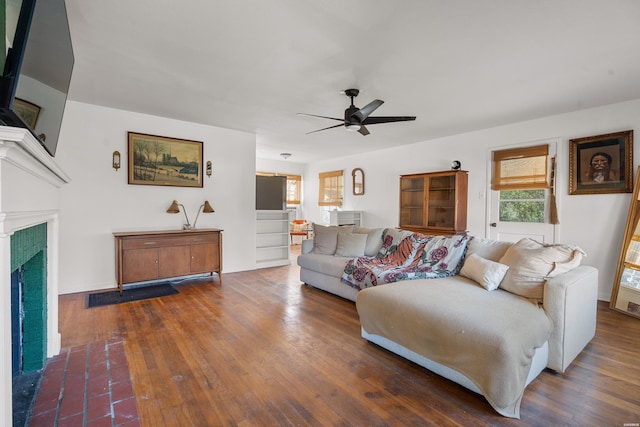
256, 176, 287, 210
0, 0, 74, 157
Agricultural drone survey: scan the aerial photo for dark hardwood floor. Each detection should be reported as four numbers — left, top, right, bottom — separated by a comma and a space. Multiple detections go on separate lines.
59, 247, 640, 426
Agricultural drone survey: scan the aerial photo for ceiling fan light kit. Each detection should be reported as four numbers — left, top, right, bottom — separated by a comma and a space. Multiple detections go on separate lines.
299, 88, 416, 136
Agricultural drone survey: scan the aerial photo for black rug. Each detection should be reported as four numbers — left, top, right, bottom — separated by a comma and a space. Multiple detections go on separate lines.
87, 283, 179, 308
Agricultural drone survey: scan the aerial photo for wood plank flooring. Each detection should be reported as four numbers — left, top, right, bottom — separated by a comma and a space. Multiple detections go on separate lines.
59, 249, 640, 426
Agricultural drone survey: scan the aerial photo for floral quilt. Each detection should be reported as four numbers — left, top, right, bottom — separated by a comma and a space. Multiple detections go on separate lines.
341, 232, 469, 290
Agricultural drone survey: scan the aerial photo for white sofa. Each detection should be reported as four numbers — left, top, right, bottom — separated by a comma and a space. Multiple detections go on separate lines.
297, 228, 598, 418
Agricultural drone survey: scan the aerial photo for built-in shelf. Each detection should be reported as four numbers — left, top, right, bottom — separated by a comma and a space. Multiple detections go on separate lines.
256, 210, 291, 268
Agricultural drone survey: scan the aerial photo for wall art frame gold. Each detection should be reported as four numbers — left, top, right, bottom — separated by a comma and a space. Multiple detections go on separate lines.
13, 98, 41, 128
569, 130, 633, 195
128, 132, 204, 187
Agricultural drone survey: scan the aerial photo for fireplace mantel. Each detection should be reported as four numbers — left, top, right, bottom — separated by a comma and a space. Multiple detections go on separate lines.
0, 127, 69, 426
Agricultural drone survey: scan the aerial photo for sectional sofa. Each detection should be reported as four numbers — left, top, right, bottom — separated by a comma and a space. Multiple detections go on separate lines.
297, 225, 598, 418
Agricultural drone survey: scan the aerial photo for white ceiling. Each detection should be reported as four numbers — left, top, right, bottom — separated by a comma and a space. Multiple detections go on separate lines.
65, 1, 640, 164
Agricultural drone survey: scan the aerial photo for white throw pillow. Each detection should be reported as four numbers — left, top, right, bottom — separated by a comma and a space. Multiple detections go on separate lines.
335, 232, 368, 257
312, 223, 354, 255
459, 253, 509, 291
498, 238, 586, 300
352, 226, 385, 256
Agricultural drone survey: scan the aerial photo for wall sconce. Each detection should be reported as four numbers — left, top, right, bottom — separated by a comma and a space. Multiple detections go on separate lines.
206, 161, 212, 178
193, 200, 215, 228
166, 200, 192, 230
113, 151, 121, 171
166, 200, 214, 230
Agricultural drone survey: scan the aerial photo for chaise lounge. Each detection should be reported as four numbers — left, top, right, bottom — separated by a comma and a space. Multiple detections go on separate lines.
297, 225, 598, 418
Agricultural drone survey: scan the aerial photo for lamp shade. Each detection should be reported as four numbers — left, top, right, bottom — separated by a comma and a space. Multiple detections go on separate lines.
202, 200, 215, 213
166, 200, 181, 213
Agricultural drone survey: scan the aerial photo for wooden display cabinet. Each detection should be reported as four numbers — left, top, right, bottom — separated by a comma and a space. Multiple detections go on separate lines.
114, 229, 222, 294
399, 170, 468, 235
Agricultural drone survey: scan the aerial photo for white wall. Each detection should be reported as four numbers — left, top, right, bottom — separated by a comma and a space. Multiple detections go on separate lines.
55, 102, 257, 294
303, 99, 640, 301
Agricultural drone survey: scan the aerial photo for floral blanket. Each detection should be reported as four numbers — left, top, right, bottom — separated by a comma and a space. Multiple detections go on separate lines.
341, 232, 469, 290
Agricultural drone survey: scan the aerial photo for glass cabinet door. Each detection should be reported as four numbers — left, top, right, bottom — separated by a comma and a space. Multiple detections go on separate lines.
426, 175, 456, 229
400, 177, 425, 227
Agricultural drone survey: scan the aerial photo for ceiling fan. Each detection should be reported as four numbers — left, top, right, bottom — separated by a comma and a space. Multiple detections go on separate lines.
298, 89, 416, 136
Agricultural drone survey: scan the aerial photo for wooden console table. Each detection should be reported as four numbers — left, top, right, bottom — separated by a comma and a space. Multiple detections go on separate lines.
114, 229, 222, 294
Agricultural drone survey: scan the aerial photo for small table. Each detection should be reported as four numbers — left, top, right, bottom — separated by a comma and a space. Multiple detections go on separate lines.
290, 229, 309, 244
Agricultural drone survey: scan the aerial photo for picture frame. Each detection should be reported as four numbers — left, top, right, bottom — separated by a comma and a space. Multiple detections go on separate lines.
128, 132, 204, 187
569, 130, 633, 195
13, 98, 41, 128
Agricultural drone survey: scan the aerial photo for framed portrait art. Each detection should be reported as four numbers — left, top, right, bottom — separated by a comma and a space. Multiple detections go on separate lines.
569, 130, 633, 195
128, 132, 203, 188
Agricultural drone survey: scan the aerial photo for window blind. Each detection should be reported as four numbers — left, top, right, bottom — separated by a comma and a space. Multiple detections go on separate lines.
492, 145, 549, 190
318, 170, 344, 206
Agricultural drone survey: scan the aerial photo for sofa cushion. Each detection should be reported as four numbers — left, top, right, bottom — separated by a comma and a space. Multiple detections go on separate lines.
312, 223, 354, 255
460, 253, 509, 291
297, 252, 351, 277
376, 228, 414, 257
465, 236, 513, 263
335, 232, 368, 257
352, 226, 385, 256
498, 238, 586, 300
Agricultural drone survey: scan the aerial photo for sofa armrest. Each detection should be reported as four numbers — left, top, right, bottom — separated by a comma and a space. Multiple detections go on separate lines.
301, 239, 314, 254
543, 265, 598, 373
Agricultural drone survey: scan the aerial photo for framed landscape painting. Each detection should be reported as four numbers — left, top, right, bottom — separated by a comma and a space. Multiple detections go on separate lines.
569, 130, 633, 195
128, 132, 203, 187
13, 98, 41, 128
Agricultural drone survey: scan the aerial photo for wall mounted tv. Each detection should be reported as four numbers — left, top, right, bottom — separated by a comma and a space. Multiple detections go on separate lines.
0, 0, 74, 157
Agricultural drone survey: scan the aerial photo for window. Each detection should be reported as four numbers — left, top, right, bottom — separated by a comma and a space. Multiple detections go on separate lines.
492, 144, 549, 223
285, 175, 301, 205
256, 172, 301, 205
318, 170, 344, 206
498, 189, 545, 222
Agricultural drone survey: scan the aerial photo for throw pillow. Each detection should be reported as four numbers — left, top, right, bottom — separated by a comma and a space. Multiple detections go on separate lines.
460, 253, 509, 291
312, 223, 354, 255
352, 226, 385, 256
465, 236, 513, 263
335, 232, 368, 257
498, 238, 586, 300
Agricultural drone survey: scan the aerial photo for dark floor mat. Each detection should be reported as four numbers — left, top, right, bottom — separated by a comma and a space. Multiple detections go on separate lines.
87, 283, 178, 308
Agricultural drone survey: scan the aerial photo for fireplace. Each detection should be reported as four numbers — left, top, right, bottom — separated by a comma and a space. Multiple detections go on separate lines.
11, 223, 48, 377
0, 128, 70, 426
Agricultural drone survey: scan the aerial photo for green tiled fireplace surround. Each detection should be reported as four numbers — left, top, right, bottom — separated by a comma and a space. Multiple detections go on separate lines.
11, 223, 47, 373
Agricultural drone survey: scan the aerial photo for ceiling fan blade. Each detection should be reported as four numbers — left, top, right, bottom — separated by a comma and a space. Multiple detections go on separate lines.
297, 113, 343, 122
306, 123, 344, 134
352, 99, 384, 122
358, 125, 370, 136
362, 116, 417, 125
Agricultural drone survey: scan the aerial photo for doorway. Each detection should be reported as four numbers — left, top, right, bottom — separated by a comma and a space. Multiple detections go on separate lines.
487, 139, 558, 243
